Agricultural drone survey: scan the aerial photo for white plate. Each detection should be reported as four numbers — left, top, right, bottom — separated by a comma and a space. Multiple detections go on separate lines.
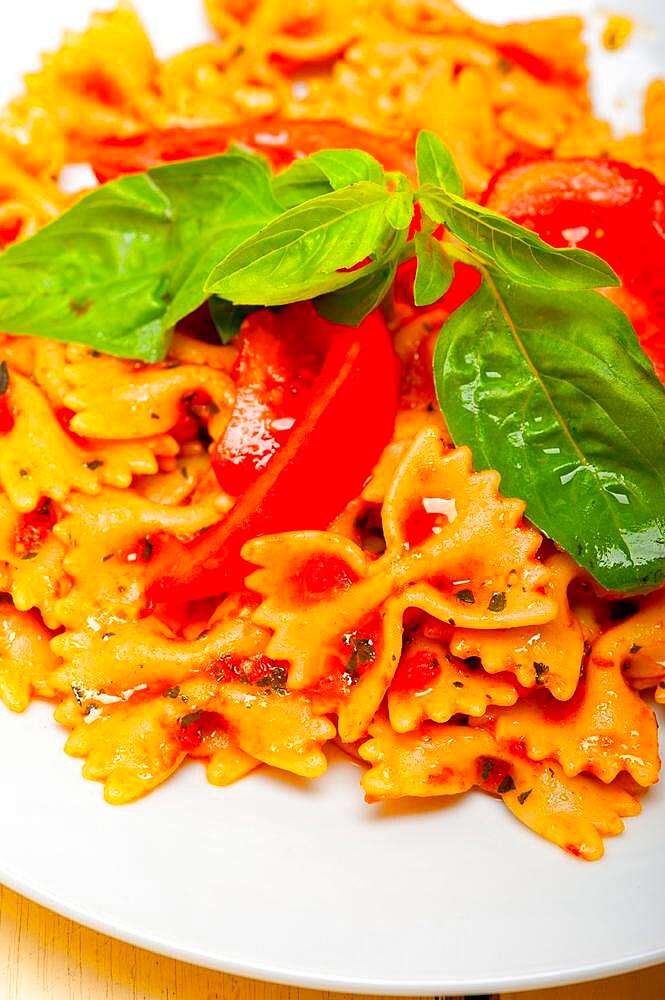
1, 1, 665, 993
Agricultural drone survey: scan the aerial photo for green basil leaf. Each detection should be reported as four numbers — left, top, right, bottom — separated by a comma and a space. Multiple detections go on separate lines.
434, 275, 665, 593
418, 187, 619, 291
413, 232, 454, 306
206, 182, 395, 306
0, 153, 282, 362
208, 297, 258, 343
314, 259, 398, 326
385, 190, 414, 230
272, 164, 332, 210
415, 130, 464, 196
308, 149, 385, 188
272, 149, 385, 209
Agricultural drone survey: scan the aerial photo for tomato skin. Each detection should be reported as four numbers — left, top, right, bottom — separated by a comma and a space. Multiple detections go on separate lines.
211, 304, 328, 495
483, 156, 665, 382
78, 120, 415, 183
146, 307, 400, 604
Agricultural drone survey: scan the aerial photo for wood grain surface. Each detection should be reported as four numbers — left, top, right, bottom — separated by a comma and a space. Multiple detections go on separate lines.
0, 884, 662, 999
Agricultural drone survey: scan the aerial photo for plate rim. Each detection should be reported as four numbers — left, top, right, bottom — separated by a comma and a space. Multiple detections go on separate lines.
2, 862, 664, 994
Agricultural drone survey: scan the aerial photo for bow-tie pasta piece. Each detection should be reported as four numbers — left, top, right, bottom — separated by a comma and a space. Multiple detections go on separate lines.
51, 599, 268, 695
502, 757, 641, 861
210, 682, 335, 777
186, 724, 261, 787
133, 451, 213, 505
244, 531, 406, 742
608, 592, 665, 704
24, 6, 164, 141
0, 602, 57, 711
0, 372, 108, 510
62, 358, 234, 439
360, 718, 640, 859
64, 675, 334, 802
450, 554, 584, 701
360, 716, 496, 798
245, 428, 556, 743
206, 0, 360, 62
388, 636, 518, 732
361, 409, 447, 506
51, 486, 230, 627
0, 372, 178, 510
168, 332, 237, 371
0, 493, 69, 628
494, 657, 660, 787
381, 428, 553, 626
245, 530, 374, 689
64, 687, 193, 804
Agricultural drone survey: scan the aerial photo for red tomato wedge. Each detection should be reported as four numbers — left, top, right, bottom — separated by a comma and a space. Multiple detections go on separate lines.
212, 304, 329, 495
146, 305, 400, 604
483, 156, 665, 382
75, 120, 415, 183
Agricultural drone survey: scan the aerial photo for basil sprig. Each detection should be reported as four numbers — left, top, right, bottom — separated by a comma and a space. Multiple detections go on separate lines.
0, 152, 282, 361
0, 129, 663, 592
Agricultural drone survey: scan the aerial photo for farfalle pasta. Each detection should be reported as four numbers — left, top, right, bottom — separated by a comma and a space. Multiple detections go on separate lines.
0, 0, 663, 862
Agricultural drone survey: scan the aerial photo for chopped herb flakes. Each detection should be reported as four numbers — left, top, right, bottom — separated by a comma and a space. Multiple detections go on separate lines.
163, 686, 181, 699
517, 788, 533, 805
533, 661, 550, 684
488, 591, 506, 612
455, 589, 475, 604
84, 459, 104, 470
480, 758, 494, 782
0, 360, 8, 395
256, 665, 288, 694
344, 635, 375, 679
497, 774, 516, 795
180, 710, 202, 728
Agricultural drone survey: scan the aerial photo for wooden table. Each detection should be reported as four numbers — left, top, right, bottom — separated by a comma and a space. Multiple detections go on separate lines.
1, 885, 663, 1000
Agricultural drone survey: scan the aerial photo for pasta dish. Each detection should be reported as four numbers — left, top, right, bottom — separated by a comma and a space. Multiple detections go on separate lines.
0, 0, 664, 862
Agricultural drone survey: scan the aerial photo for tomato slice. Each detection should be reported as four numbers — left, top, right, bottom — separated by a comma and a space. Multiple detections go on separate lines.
76, 120, 415, 183
212, 304, 329, 495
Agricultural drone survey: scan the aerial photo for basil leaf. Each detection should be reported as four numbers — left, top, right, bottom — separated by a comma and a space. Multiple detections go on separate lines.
385, 190, 414, 230
307, 149, 385, 188
209, 297, 258, 343
272, 164, 332, 210
434, 275, 665, 592
413, 232, 454, 306
415, 130, 464, 196
315, 259, 398, 326
273, 149, 385, 209
418, 188, 619, 291
206, 183, 395, 306
0, 153, 282, 362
